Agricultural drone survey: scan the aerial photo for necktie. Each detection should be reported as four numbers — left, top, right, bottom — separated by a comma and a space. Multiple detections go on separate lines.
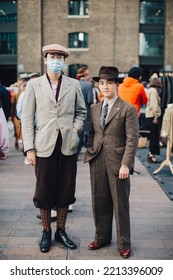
100, 102, 108, 128
55, 77, 62, 101
46, 73, 62, 102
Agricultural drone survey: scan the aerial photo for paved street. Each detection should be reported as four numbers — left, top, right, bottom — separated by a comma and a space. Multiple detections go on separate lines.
0, 140, 173, 260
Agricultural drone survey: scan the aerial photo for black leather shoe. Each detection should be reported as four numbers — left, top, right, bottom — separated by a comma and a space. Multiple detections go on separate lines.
50, 216, 57, 222
39, 229, 51, 253
55, 229, 77, 249
68, 205, 73, 213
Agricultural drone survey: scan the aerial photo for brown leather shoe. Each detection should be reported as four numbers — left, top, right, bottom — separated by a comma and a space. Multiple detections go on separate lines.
119, 248, 131, 258
88, 241, 110, 250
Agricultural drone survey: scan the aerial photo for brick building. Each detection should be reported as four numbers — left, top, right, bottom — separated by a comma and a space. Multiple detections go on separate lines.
0, 0, 173, 86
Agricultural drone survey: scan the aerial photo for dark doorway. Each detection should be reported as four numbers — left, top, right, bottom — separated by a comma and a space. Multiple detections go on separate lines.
141, 65, 163, 82
0, 65, 17, 86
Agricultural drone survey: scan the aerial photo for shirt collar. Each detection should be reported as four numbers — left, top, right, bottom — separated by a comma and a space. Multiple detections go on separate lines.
102, 96, 118, 106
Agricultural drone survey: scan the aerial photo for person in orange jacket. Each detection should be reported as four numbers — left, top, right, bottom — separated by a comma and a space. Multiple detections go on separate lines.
118, 66, 148, 117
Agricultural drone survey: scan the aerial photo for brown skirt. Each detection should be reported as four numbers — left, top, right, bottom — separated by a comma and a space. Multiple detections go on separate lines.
33, 134, 77, 209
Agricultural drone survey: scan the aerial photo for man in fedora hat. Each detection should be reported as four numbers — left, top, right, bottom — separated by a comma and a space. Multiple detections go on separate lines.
21, 43, 86, 253
84, 66, 139, 258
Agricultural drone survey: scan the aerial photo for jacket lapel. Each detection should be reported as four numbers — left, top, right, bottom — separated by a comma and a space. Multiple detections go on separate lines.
105, 97, 125, 125
58, 76, 71, 101
94, 102, 103, 129
39, 74, 56, 104
97, 102, 102, 117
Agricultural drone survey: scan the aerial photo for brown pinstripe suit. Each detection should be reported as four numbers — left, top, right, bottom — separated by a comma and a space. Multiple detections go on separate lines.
84, 96, 139, 250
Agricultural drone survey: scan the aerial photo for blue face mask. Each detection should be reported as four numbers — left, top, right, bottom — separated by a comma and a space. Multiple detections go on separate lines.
47, 59, 64, 73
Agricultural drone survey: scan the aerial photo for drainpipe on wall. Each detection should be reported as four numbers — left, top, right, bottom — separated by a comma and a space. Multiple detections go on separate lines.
113, 0, 116, 65
40, 0, 43, 75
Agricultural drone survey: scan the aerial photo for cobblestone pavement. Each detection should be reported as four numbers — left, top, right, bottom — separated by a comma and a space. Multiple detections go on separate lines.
0, 141, 173, 260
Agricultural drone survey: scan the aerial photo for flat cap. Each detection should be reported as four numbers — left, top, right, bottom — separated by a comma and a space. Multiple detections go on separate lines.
77, 66, 88, 77
42, 44, 70, 58
29, 72, 39, 78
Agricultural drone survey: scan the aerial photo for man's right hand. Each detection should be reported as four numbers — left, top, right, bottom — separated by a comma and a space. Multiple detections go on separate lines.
27, 150, 36, 166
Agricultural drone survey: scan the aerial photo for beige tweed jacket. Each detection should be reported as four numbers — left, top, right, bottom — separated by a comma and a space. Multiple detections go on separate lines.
21, 74, 86, 157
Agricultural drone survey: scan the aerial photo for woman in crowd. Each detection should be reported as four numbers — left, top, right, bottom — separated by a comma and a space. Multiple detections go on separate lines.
0, 102, 10, 160
145, 78, 162, 163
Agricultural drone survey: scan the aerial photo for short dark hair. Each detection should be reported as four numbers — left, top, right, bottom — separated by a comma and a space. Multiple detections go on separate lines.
107, 78, 119, 83
44, 52, 65, 58
128, 67, 143, 79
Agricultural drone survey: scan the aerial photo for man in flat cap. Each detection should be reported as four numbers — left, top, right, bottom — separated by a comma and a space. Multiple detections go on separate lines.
84, 66, 139, 258
21, 43, 86, 253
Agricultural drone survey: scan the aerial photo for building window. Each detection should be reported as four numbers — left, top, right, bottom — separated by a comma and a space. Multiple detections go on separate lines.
0, 1, 17, 23
0, 32, 17, 54
139, 33, 164, 56
68, 32, 88, 48
68, 63, 87, 78
140, 1, 164, 24
68, 0, 89, 16
139, 0, 165, 66
0, 13, 17, 23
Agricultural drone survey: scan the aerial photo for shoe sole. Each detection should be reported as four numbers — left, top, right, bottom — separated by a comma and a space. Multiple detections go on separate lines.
88, 242, 111, 250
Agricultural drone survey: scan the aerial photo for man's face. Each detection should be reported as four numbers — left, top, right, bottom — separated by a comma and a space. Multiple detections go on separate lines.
20, 83, 27, 92
98, 79, 118, 100
44, 53, 65, 65
84, 70, 91, 81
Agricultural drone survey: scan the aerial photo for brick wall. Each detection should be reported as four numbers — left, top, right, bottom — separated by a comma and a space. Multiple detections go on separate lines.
42, 0, 139, 75
18, 0, 42, 75
17, 0, 172, 77
114, 0, 139, 71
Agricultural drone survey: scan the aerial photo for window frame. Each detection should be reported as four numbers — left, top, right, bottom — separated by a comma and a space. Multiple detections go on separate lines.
139, 0, 165, 66
68, 63, 87, 78
68, 0, 89, 17
68, 31, 89, 50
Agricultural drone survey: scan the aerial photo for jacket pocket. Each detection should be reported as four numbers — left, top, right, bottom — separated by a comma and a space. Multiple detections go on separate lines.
115, 147, 125, 153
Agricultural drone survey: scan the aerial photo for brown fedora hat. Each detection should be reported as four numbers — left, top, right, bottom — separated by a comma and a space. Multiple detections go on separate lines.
92, 66, 120, 82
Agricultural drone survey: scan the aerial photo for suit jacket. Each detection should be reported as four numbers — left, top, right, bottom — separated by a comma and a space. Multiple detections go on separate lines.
21, 74, 87, 157
84, 97, 139, 175
79, 79, 93, 132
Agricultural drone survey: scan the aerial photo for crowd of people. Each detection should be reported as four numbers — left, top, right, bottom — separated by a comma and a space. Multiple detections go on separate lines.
0, 42, 172, 259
